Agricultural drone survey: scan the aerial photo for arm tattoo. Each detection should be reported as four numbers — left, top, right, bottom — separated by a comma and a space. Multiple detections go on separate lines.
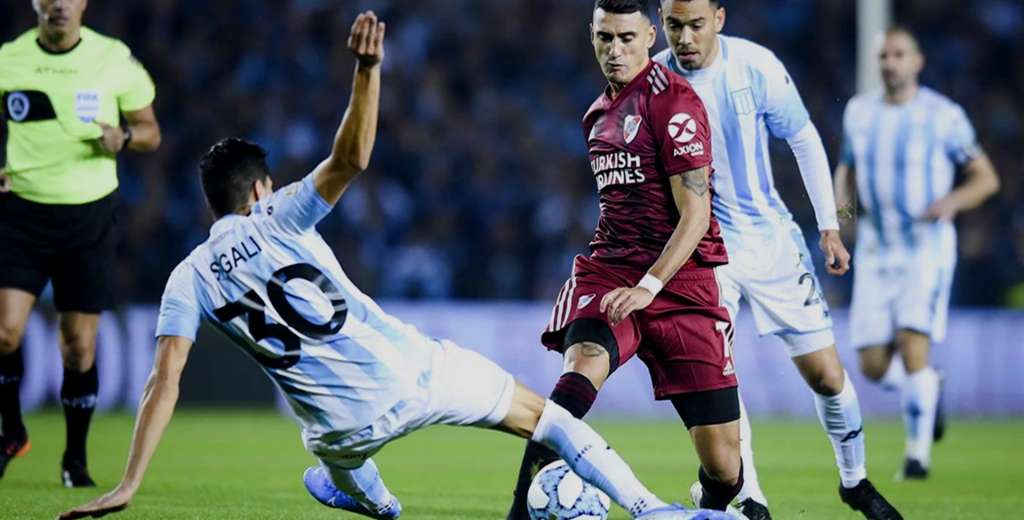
681, 169, 709, 196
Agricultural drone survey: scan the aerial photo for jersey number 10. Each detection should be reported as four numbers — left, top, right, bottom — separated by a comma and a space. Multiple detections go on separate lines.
213, 263, 348, 369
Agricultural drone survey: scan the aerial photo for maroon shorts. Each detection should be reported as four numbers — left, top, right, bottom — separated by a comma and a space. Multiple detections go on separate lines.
542, 255, 736, 399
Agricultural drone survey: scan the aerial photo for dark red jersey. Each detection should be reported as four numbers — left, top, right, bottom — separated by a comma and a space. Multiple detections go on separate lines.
582, 61, 728, 272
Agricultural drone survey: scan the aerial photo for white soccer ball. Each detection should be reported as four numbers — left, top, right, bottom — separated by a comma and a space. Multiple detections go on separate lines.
527, 460, 611, 520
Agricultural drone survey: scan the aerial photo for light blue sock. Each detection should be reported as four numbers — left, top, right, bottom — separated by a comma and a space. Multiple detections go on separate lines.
902, 366, 938, 466
532, 400, 667, 518
322, 458, 396, 514
813, 373, 867, 488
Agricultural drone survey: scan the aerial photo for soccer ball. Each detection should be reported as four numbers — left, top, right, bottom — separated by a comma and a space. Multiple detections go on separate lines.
527, 460, 611, 520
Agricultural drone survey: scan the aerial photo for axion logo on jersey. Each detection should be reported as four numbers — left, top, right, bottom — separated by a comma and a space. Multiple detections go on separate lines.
623, 114, 642, 144
668, 112, 705, 158
667, 112, 697, 144
6, 92, 30, 122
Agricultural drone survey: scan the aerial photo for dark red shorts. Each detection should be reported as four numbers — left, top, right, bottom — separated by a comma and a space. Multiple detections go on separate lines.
542, 255, 737, 399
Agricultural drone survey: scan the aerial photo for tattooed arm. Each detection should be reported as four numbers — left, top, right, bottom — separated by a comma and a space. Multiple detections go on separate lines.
601, 166, 712, 325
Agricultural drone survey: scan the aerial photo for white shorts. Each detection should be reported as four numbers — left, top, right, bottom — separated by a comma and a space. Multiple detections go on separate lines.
850, 246, 956, 350
305, 339, 516, 468
719, 218, 835, 357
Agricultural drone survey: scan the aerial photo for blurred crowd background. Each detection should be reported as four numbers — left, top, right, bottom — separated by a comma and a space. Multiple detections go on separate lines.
3, 0, 1022, 306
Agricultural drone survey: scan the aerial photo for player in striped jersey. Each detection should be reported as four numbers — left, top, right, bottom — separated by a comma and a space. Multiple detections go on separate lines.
834, 27, 999, 481
653, 1, 900, 519
58, 12, 724, 520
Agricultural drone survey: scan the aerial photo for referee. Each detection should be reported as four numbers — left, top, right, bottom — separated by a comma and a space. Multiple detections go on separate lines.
0, 0, 160, 486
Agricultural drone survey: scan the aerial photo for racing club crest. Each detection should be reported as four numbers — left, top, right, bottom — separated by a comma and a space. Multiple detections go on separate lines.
623, 114, 642, 144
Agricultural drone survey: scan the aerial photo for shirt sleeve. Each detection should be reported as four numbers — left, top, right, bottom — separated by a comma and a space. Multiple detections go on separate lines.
757, 53, 811, 140
650, 81, 713, 176
116, 44, 156, 112
837, 100, 856, 168
944, 104, 981, 166
155, 263, 202, 341
261, 171, 334, 234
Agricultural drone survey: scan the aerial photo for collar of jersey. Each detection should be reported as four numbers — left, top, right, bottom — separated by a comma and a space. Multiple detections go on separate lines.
673, 35, 725, 84
35, 34, 83, 55
603, 60, 656, 105
210, 213, 247, 237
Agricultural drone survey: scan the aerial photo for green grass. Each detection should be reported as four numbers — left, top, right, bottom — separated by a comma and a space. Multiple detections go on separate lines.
2, 411, 1021, 519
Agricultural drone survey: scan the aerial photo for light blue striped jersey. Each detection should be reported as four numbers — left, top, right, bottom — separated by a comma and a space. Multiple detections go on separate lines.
156, 173, 438, 438
839, 87, 978, 259
654, 36, 811, 245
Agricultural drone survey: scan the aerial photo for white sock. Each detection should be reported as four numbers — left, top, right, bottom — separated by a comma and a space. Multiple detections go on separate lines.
532, 400, 667, 518
736, 393, 768, 506
322, 458, 397, 514
813, 372, 867, 488
879, 356, 907, 392
902, 366, 939, 466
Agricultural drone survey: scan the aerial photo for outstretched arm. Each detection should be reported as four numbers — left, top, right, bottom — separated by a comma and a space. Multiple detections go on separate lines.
312, 11, 385, 205
58, 336, 194, 519
601, 166, 711, 325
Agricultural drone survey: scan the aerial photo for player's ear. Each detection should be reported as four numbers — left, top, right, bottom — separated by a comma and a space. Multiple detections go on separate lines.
715, 6, 726, 33
647, 23, 657, 49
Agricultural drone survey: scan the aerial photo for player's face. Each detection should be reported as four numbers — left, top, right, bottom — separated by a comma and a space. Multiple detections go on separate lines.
591, 9, 657, 87
661, 0, 725, 70
879, 32, 924, 92
36, 0, 87, 36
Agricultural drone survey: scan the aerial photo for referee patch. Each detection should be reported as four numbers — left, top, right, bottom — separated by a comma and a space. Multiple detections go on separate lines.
3, 90, 57, 122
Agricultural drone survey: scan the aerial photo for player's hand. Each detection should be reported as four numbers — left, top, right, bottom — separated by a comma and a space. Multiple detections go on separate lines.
57, 486, 133, 519
924, 196, 959, 222
348, 11, 385, 69
819, 229, 851, 276
95, 122, 126, 154
600, 286, 655, 327
0, 168, 10, 193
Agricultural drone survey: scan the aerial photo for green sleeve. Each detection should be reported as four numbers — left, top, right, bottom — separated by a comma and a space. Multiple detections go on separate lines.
116, 47, 156, 112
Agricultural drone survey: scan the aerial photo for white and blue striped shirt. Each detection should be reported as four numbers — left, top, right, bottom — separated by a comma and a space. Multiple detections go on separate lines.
156, 173, 438, 438
840, 87, 979, 259
654, 36, 814, 244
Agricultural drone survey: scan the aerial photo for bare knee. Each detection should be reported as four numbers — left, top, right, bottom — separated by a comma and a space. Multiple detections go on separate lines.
498, 383, 546, 439
858, 345, 891, 382
0, 322, 25, 355
806, 360, 846, 396
562, 342, 610, 390
60, 330, 97, 372
691, 422, 741, 485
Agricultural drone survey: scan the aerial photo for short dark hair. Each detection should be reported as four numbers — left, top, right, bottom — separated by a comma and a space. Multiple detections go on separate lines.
199, 137, 271, 217
595, 0, 653, 19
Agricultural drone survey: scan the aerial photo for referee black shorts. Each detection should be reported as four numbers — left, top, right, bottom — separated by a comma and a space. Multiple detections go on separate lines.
0, 191, 117, 313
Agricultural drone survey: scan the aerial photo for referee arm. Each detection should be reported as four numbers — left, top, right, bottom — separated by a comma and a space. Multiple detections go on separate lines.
95, 105, 161, 154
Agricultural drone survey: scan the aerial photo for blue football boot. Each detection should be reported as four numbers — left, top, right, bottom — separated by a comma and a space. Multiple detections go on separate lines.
303, 465, 402, 519
636, 502, 740, 519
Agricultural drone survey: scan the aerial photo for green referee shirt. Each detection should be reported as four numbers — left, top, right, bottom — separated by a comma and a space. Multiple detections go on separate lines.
0, 27, 155, 204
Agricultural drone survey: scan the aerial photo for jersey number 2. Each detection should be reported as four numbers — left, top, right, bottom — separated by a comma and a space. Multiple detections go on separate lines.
213, 263, 347, 369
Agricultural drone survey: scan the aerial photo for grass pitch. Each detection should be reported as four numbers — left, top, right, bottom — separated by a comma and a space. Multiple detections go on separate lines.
2, 410, 1021, 519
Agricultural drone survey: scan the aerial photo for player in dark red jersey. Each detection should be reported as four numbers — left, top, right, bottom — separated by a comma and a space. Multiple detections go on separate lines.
506, 1, 742, 518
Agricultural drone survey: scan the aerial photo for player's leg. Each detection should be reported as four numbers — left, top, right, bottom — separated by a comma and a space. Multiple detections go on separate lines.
500, 382, 716, 518
56, 311, 100, 487
895, 329, 937, 478
0, 288, 37, 479
508, 263, 640, 519
670, 389, 743, 511
51, 199, 115, 488
713, 261, 770, 512
788, 344, 868, 490
893, 248, 954, 479
508, 334, 609, 516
